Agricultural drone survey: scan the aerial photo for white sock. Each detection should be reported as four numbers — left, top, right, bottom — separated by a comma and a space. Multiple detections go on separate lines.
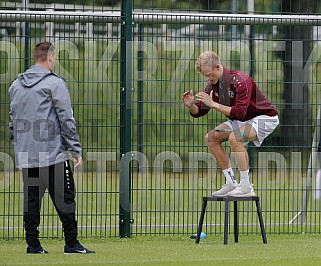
223, 168, 237, 185
240, 170, 250, 185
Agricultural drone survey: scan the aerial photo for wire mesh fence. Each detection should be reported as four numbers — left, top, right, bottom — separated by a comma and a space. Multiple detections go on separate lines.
1, 1, 321, 240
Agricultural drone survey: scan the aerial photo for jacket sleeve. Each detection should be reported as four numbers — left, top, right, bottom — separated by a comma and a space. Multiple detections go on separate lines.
229, 75, 252, 121
190, 101, 211, 118
8, 86, 14, 143
51, 79, 82, 157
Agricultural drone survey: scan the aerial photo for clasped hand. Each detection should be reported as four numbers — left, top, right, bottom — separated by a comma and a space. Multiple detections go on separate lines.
195, 91, 215, 108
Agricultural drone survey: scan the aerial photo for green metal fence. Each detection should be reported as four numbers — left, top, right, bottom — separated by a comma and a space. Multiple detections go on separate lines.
1, 1, 321, 240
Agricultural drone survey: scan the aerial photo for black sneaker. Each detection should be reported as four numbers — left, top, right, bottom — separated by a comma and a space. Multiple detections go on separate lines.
27, 245, 48, 254
64, 240, 95, 254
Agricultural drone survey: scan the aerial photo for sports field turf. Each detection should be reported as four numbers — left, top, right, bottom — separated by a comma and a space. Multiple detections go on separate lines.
1, 234, 321, 266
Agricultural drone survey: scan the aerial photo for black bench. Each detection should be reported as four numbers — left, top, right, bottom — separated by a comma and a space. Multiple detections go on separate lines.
195, 196, 267, 245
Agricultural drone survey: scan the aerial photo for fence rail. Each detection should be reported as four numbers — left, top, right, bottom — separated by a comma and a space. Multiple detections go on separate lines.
2, 10, 321, 25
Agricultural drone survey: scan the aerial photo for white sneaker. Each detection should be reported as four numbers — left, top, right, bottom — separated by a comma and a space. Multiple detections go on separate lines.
212, 183, 237, 197
227, 183, 255, 197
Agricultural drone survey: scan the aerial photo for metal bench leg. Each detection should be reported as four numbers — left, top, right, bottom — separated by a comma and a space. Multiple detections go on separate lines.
233, 201, 239, 243
195, 199, 207, 244
255, 199, 267, 244
224, 200, 229, 245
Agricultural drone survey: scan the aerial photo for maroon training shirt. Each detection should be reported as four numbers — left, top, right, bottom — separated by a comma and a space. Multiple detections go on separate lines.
191, 67, 278, 121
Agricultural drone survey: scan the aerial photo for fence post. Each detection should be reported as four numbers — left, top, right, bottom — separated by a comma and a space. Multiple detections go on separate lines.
137, 24, 144, 172
22, 0, 29, 70
119, 0, 133, 238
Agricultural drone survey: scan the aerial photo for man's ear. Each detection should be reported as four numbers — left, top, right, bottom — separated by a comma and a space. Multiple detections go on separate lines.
48, 54, 53, 62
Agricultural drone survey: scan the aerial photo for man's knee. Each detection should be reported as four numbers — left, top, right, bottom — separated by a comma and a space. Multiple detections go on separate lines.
205, 132, 215, 144
205, 131, 220, 146
205, 133, 210, 143
228, 133, 244, 148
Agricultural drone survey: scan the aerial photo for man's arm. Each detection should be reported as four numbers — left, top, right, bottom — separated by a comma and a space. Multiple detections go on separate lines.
182, 89, 212, 118
212, 102, 232, 117
182, 89, 201, 116
196, 75, 252, 120
195, 91, 232, 117
51, 79, 82, 164
8, 86, 14, 143
181, 90, 198, 114
187, 104, 199, 115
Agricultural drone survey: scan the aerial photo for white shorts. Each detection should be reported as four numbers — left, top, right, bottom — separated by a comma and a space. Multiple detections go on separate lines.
224, 115, 279, 147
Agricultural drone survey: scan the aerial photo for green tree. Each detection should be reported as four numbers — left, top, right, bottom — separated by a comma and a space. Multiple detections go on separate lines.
281, 0, 318, 148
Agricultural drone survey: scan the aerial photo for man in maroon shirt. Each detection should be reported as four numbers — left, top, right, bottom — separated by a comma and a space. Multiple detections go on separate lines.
182, 51, 279, 197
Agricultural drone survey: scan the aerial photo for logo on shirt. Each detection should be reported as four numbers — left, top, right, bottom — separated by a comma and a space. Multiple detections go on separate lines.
228, 91, 235, 98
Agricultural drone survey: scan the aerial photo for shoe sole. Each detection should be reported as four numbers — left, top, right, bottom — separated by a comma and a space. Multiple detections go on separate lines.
27, 253, 48, 254
228, 192, 256, 197
64, 252, 89, 254
212, 190, 236, 197
64, 251, 95, 254
211, 193, 230, 197
27, 250, 48, 254
64, 253, 88, 254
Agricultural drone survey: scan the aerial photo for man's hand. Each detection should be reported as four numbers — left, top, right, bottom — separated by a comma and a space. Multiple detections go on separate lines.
195, 91, 216, 108
181, 90, 195, 108
73, 156, 83, 168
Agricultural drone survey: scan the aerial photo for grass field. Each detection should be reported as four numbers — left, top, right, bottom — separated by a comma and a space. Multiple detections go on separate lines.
1, 234, 321, 266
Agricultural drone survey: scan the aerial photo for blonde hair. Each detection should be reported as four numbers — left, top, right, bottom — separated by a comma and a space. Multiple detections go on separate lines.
195, 51, 221, 73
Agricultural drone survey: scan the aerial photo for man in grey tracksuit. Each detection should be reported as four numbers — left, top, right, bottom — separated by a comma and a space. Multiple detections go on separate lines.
8, 42, 94, 254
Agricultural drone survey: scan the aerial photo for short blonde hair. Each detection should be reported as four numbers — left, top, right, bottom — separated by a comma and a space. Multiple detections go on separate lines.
195, 51, 221, 73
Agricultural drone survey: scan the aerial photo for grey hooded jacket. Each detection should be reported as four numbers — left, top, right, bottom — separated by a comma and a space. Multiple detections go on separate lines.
8, 65, 81, 169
